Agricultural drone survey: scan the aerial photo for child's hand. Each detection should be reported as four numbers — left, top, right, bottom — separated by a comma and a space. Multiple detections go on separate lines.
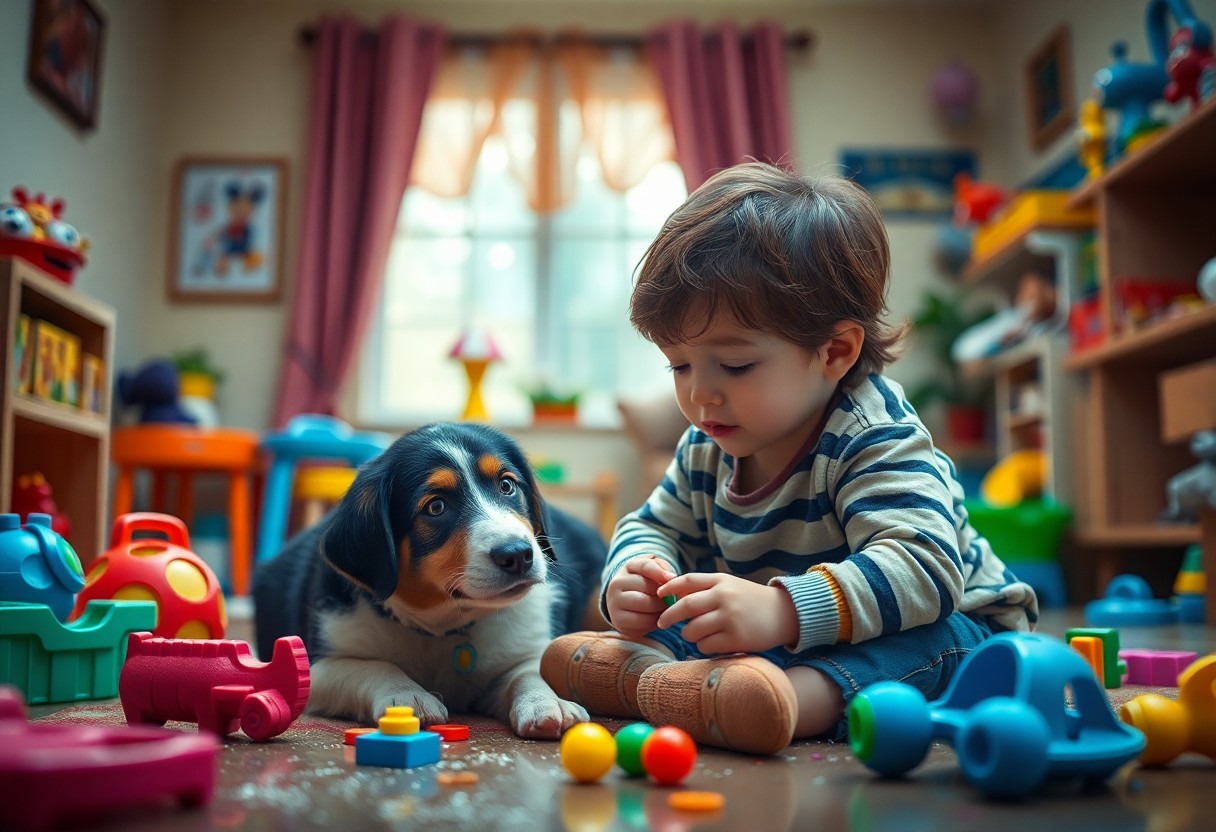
657, 573, 798, 655
606, 555, 678, 639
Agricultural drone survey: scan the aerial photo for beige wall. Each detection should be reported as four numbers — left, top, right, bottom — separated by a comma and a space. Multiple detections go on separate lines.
5, 0, 1211, 513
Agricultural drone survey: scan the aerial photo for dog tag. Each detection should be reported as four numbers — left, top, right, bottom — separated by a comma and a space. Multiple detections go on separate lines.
452, 642, 478, 674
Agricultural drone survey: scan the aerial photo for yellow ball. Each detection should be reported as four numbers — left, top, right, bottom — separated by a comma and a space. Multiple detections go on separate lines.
560, 722, 616, 783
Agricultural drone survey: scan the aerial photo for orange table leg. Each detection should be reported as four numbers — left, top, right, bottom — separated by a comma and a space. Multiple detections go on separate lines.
113, 467, 135, 519
175, 473, 194, 527
228, 471, 252, 596
151, 471, 169, 513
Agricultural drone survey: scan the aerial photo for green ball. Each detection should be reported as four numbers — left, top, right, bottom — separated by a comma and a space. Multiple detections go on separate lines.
615, 722, 654, 777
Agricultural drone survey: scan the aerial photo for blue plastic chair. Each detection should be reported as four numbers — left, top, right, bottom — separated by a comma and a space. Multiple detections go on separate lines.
257, 415, 391, 564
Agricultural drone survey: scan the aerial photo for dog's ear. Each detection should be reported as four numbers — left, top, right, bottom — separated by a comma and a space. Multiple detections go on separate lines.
321, 458, 400, 600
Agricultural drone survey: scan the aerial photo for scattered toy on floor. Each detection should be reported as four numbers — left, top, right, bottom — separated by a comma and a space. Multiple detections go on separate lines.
641, 725, 698, 786
119, 632, 310, 741
561, 721, 618, 783
668, 791, 725, 812
848, 632, 1145, 799
356, 706, 442, 769
73, 513, 227, 639
615, 722, 656, 777
0, 685, 218, 832
0, 512, 83, 621
1120, 649, 1199, 686
1120, 653, 1216, 766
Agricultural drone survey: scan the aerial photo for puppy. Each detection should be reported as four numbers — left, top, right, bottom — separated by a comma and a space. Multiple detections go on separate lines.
253, 422, 608, 739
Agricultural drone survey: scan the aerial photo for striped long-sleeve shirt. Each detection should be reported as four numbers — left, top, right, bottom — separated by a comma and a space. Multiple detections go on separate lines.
603, 374, 1038, 652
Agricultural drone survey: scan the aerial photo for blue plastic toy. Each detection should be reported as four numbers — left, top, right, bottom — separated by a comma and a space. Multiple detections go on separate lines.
0, 513, 84, 620
1085, 574, 1180, 627
355, 729, 441, 768
1093, 42, 1170, 154
847, 632, 1146, 799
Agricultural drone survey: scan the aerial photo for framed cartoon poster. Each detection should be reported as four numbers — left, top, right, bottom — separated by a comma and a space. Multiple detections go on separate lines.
167, 157, 288, 303
1025, 25, 1075, 152
840, 149, 976, 220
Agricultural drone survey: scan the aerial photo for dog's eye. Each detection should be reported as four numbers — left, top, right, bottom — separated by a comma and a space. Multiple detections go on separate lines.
425, 498, 446, 516
498, 477, 517, 496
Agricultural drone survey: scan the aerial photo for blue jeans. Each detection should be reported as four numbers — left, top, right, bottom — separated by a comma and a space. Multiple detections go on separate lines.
643, 611, 994, 741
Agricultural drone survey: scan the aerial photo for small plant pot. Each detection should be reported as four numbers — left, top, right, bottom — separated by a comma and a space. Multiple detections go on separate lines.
531, 401, 578, 425
179, 372, 216, 401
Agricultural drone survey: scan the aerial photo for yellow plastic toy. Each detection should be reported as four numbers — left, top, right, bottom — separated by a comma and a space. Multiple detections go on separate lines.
1119, 653, 1216, 766
980, 449, 1047, 508
560, 722, 617, 783
1076, 99, 1107, 180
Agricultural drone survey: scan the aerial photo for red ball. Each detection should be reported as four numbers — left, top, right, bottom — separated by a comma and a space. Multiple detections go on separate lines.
641, 725, 697, 785
72, 513, 226, 639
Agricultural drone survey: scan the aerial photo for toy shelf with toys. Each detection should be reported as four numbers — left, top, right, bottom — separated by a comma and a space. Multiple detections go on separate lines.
1059, 91, 1215, 593
0, 256, 114, 561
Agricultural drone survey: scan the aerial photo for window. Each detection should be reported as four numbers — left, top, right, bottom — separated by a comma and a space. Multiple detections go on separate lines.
358, 99, 686, 428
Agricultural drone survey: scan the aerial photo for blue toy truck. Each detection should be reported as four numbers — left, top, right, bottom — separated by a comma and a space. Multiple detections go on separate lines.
847, 632, 1146, 799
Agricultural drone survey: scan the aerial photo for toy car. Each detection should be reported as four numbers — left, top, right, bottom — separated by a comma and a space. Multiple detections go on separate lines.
847, 632, 1146, 799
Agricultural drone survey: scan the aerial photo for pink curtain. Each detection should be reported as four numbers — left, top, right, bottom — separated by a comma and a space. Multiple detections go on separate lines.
646, 20, 793, 191
273, 16, 445, 425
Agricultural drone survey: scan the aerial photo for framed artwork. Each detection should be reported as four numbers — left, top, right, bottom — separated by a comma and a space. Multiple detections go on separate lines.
26, 0, 106, 130
1025, 25, 1075, 152
840, 149, 976, 220
168, 157, 288, 303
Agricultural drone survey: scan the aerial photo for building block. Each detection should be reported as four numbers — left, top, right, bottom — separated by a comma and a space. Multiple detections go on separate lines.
355, 706, 441, 768
1065, 627, 1126, 689
120, 632, 310, 741
1069, 636, 1107, 685
1119, 649, 1199, 686
355, 730, 441, 768
0, 600, 157, 704
0, 685, 219, 832
1120, 654, 1216, 766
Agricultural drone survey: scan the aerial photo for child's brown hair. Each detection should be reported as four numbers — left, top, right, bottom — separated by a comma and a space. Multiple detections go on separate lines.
631, 162, 907, 383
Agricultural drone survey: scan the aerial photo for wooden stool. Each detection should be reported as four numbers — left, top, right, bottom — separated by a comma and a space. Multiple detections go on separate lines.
111, 425, 259, 595
293, 465, 358, 528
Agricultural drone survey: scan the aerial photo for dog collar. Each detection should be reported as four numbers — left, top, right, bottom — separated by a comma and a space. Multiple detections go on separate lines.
410, 621, 476, 639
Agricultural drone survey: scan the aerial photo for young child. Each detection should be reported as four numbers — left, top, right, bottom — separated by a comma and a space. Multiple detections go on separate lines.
540, 162, 1038, 755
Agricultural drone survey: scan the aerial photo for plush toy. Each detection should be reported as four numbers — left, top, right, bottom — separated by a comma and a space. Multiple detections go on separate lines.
0, 187, 88, 284
951, 272, 1058, 363
116, 359, 198, 425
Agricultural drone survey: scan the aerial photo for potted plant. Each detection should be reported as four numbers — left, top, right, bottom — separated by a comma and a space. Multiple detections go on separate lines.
526, 381, 581, 425
906, 290, 994, 444
170, 347, 225, 401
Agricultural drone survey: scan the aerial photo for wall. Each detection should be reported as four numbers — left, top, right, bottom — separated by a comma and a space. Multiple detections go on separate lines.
0, 0, 170, 373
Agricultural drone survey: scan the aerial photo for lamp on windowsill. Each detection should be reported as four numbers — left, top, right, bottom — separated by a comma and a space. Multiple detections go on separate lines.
449, 328, 503, 422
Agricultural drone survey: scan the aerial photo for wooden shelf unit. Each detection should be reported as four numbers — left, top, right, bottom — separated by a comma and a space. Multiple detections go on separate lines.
1064, 97, 1216, 562
0, 257, 115, 561
958, 229, 1088, 505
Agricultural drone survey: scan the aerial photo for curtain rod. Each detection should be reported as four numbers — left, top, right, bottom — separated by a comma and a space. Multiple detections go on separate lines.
297, 26, 813, 52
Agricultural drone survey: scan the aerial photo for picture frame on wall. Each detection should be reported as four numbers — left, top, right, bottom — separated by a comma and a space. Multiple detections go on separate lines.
26, 0, 107, 131
168, 157, 288, 303
1024, 25, 1075, 152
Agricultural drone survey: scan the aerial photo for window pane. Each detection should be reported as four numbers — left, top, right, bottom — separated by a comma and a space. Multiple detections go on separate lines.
625, 160, 685, 234
471, 135, 537, 235
401, 188, 471, 234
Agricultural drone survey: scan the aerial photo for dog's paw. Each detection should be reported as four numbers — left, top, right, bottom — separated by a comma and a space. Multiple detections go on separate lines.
370, 687, 448, 727
510, 694, 589, 740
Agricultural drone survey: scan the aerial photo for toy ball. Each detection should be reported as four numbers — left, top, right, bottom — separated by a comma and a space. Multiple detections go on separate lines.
560, 722, 617, 783
931, 58, 979, 126
614, 721, 655, 777
641, 725, 697, 785
0, 513, 84, 620
71, 513, 226, 639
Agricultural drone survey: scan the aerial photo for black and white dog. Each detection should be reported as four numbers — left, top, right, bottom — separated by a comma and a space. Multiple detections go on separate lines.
253, 422, 608, 739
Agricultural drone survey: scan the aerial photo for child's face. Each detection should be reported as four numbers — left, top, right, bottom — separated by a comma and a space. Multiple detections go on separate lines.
659, 312, 838, 478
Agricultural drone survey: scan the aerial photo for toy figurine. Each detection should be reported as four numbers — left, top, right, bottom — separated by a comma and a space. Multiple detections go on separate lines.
0, 187, 88, 284
1162, 430, 1216, 522
1076, 99, 1107, 180
1093, 42, 1170, 155
1147, 0, 1215, 109
952, 172, 1007, 226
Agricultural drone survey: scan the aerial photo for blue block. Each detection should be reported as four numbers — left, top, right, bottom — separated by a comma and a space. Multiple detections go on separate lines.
355, 730, 441, 768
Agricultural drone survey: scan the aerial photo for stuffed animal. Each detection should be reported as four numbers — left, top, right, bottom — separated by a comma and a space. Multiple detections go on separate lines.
116, 359, 198, 425
1164, 431, 1216, 522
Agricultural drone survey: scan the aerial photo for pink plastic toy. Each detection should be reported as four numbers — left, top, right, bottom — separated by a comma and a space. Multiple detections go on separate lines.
0, 685, 218, 831
1120, 648, 1200, 686
119, 631, 310, 741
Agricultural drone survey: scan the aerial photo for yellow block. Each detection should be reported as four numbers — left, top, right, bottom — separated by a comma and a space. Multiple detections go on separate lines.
379, 706, 420, 735
971, 190, 1096, 265
981, 450, 1047, 508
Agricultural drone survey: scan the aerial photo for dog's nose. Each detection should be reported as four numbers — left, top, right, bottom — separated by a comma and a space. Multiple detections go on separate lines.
489, 540, 534, 576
